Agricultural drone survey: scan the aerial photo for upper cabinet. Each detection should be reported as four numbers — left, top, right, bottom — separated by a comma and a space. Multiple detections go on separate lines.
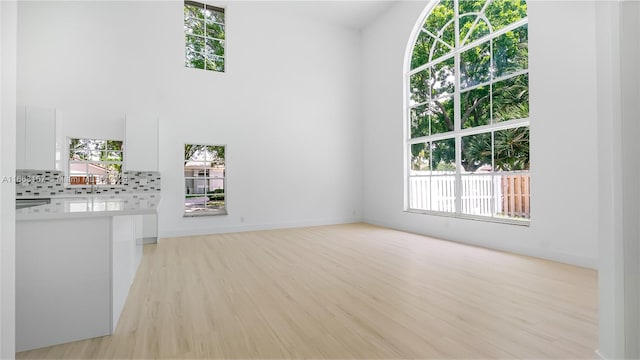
16, 107, 63, 170
124, 114, 159, 171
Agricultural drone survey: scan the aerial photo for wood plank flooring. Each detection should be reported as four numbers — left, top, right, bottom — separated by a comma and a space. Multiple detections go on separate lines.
17, 223, 598, 359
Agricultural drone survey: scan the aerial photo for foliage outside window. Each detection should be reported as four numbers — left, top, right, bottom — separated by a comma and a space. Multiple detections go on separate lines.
406, 0, 530, 222
184, 1, 225, 72
184, 144, 226, 216
68, 138, 123, 185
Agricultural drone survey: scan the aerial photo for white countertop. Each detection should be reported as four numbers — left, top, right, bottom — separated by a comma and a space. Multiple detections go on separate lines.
16, 194, 160, 221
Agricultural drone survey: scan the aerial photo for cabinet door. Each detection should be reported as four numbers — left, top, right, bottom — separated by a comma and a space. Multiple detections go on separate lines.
17, 107, 56, 170
16, 218, 111, 352
124, 114, 158, 171
112, 215, 137, 331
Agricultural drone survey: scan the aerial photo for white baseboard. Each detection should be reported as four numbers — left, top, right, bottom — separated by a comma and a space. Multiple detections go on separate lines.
363, 218, 598, 269
142, 236, 157, 244
159, 217, 363, 239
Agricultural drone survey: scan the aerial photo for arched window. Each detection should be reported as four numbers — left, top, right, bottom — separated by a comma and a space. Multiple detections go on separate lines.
405, 0, 530, 223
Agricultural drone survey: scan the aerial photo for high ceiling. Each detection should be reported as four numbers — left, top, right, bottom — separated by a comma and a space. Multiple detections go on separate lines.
286, 1, 401, 29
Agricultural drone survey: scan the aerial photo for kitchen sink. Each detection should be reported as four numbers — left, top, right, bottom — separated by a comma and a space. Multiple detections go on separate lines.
16, 198, 51, 209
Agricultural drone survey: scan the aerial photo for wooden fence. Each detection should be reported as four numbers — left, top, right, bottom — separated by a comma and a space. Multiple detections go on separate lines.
500, 174, 530, 218
409, 172, 530, 219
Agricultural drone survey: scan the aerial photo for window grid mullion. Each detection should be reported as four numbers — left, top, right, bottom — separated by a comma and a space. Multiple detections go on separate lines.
406, 72, 413, 210
491, 131, 496, 216
453, 0, 462, 215
454, 55, 462, 215
408, 17, 528, 76
460, 0, 493, 45
407, 117, 529, 145
489, 35, 496, 217
458, 69, 529, 96
186, 33, 225, 43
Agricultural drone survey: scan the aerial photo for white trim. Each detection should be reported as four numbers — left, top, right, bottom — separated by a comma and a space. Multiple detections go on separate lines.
364, 219, 597, 270
407, 117, 530, 144
594, 1, 626, 356
159, 217, 362, 239
453, 0, 462, 215
183, 209, 228, 217
404, 0, 529, 221
460, 0, 492, 45
408, 18, 528, 76
183, 143, 227, 216
409, 69, 530, 109
403, 0, 440, 211
66, 137, 124, 186
594, 349, 608, 360
404, 209, 530, 226
460, 69, 529, 94
183, 0, 226, 72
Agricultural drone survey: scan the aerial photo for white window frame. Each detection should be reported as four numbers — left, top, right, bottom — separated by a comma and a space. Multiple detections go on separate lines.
67, 137, 124, 186
183, 144, 227, 217
404, 0, 530, 225
184, 0, 226, 72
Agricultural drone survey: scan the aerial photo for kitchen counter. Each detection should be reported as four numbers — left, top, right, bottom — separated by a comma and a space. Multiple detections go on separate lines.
16, 193, 160, 351
16, 193, 160, 221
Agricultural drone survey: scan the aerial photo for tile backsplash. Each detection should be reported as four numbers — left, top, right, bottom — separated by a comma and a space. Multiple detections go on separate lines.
16, 169, 161, 198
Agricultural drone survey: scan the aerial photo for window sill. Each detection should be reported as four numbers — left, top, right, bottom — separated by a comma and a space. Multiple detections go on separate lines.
183, 209, 228, 218
404, 209, 530, 227
67, 184, 126, 188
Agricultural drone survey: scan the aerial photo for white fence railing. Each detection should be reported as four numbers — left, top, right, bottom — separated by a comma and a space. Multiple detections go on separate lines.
409, 172, 530, 218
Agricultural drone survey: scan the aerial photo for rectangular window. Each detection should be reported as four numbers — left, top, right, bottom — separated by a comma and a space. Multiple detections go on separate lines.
184, 1, 225, 72
184, 144, 226, 216
68, 138, 123, 185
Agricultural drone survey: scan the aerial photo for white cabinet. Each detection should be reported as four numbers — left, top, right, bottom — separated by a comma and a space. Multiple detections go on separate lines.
111, 215, 143, 331
124, 114, 159, 242
16, 106, 62, 170
124, 114, 158, 171
16, 218, 111, 352
17, 214, 144, 351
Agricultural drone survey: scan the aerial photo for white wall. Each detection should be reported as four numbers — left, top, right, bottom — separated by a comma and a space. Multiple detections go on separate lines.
595, 2, 640, 357
619, 2, 640, 357
1, 1, 18, 357
17, 1, 363, 238
594, 2, 625, 357
360, 0, 599, 268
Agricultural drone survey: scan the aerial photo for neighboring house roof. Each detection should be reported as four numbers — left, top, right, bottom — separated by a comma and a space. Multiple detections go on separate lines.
69, 162, 110, 175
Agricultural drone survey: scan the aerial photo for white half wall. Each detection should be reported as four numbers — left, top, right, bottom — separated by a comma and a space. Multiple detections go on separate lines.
360, 1, 599, 268
17, 1, 363, 238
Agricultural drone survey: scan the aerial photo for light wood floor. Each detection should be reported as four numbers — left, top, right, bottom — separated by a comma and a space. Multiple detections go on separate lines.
17, 223, 598, 359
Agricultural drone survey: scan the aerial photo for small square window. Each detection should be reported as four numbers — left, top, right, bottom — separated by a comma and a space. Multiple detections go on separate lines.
68, 138, 124, 185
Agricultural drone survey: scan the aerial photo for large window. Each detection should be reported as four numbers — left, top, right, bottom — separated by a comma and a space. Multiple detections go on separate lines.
184, 1, 225, 72
184, 144, 226, 216
68, 138, 123, 185
406, 0, 529, 223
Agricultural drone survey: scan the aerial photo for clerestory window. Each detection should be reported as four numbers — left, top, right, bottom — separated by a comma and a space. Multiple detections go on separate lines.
184, 1, 225, 72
